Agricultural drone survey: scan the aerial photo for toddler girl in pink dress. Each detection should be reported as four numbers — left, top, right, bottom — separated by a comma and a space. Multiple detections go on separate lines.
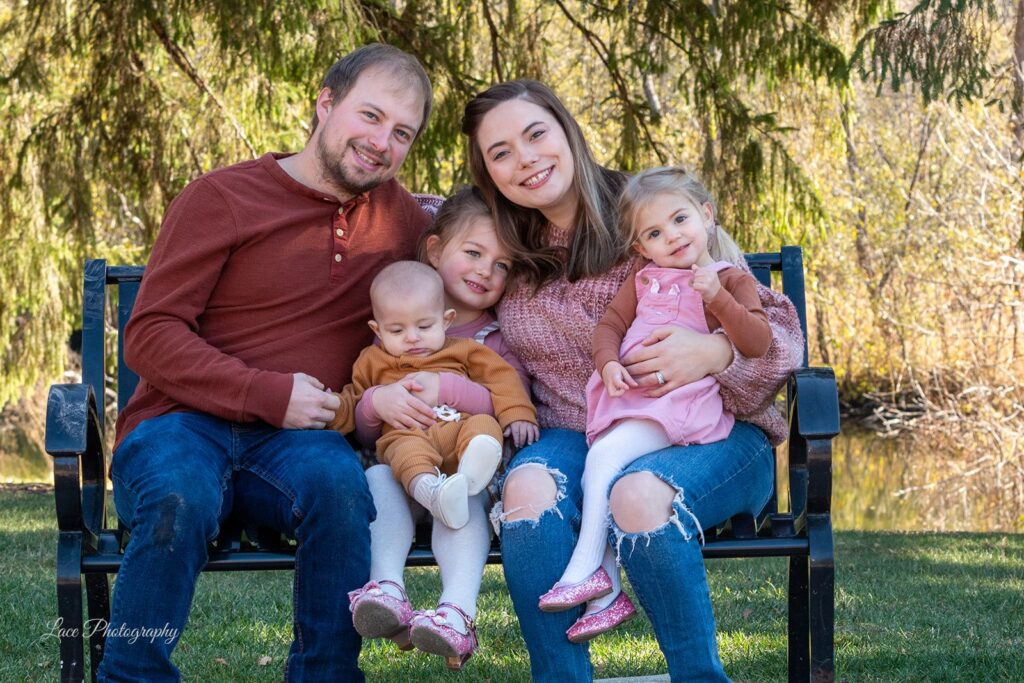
538, 166, 775, 642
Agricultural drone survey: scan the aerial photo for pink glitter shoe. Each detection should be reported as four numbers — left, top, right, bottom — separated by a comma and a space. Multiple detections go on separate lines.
347, 580, 413, 651
538, 567, 613, 612
566, 591, 637, 643
409, 602, 479, 670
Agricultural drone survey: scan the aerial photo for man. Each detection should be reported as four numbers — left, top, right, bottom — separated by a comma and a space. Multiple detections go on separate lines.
102, 44, 433, 682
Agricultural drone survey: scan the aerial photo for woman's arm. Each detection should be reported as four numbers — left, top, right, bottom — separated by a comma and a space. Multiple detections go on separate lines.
621, 281, 802, 409
621, 329, 733, 398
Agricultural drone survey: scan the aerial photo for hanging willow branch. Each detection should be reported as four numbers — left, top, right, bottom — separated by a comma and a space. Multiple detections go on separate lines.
148, 15, 257, 158
551, 0, 667, 165
852, 0, 996, 106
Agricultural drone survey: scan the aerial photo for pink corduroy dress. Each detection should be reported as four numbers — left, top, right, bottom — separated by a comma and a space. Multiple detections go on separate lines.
585, 262, 736, 447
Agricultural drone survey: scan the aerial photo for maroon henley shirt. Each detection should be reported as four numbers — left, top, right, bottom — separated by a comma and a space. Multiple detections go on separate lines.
114, 152, 431, 450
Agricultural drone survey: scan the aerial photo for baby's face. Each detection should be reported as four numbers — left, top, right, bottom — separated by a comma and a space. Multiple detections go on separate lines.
369, 291, 453, 357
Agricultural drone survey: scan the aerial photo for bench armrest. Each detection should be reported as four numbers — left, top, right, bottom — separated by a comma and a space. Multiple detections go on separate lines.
790, 367, 840, 440
45, 383, 110, 542
787, 367, 839, 519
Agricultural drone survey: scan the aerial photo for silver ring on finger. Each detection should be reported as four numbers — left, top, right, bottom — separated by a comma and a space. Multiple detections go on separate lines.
655, 370, 666, 386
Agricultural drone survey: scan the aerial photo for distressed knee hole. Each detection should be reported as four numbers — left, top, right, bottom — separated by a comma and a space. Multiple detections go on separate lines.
609, 475, 704, 564
488, 463, 566, 535
609, 471, 675, 532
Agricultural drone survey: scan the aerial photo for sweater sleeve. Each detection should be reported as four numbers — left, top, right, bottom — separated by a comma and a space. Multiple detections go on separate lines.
353, 387, 385, 446
483, 329, 531, 392
328, 347, 376, 434
123, 178, 294, 426
467, 345, 538, 429
439, 374, 496, 413
592, 261, 642, 372
714, 280, 804, 419
705, 269, 772, 358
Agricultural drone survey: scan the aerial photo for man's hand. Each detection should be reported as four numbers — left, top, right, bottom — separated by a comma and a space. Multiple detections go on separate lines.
690, 263, 722, 302
504, 420, 540, 448
283, 373, 341, 429
601, 360, 638, 397
402, 371, 441, 406
371, 380, 437, 430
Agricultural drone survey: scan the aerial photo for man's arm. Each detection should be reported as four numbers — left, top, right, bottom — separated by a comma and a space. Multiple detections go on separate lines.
124, 178, 296, 426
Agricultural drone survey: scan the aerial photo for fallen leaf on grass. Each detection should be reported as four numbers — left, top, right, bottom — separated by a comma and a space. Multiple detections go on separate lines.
258, 656, 273, 666
215, 658, 228, 666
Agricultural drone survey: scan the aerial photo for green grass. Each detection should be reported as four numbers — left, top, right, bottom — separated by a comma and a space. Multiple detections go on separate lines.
2, 491, 1022, 682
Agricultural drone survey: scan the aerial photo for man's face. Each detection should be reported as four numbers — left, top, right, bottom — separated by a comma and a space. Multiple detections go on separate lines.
314, 67, 425, 198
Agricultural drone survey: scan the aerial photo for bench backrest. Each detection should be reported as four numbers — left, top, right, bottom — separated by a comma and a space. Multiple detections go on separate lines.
82, 247, 809, 428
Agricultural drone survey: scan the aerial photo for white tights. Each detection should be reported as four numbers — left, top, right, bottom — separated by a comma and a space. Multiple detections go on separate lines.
364, 464, 489, 633
558, 419, 671, 605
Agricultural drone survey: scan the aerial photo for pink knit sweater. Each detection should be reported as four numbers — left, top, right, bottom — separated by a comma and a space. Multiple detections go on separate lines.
497, 225, 803, 446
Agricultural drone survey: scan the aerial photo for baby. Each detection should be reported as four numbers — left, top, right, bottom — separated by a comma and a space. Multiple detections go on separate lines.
330, 260, 537, 530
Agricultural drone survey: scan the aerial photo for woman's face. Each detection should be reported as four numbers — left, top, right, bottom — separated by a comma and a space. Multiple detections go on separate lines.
475, 98, 577, 224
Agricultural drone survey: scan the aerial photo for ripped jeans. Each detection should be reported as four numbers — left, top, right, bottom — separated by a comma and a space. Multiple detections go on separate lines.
494, 422, 773, 683
101, 412, 373, 683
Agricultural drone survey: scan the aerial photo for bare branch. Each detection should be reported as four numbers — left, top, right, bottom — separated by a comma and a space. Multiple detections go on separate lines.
480, 0, 505, 82
148, 16, 257, 158
550, 0, 666, 164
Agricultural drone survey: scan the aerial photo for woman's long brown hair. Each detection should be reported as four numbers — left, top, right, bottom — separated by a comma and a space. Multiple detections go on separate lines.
461, 80, 628, 290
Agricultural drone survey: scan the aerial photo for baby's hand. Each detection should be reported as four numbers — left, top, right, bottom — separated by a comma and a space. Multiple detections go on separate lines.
504, 420, 540, 448
401, 371, 440, 406
601, 361, 637, 397
690, 264, 721, 302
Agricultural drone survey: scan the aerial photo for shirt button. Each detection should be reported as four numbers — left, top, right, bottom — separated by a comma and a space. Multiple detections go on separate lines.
338, 207, 344, 215
334, 254, 342, 262
336, 228, 344, 238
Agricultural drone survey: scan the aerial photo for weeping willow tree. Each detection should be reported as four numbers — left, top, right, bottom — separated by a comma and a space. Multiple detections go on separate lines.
0, 0, 1002, 407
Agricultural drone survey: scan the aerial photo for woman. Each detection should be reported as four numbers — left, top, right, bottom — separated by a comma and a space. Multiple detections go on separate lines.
461, 80, 804, 682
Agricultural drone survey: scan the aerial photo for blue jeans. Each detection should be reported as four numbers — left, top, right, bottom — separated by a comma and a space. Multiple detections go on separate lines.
99, 412, 373, 683
497, 422, 773, 683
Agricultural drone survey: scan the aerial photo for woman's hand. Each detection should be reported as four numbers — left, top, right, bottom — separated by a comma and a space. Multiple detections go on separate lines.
402, 371, 441, 406
370, 380, 437, 430
504, 420, 540, 448
601, 361, 638, 397
620, 327, 733, 398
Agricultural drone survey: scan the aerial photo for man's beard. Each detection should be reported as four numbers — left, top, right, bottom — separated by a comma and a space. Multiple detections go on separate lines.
316, 135, 389, 197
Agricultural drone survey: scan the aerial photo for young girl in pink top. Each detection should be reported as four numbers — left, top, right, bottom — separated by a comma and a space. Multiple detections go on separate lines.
538, 166, 773, 640
347, 187, 537, 670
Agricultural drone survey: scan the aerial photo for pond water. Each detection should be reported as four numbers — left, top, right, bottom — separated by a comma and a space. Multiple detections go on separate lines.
828, 426, 1022, 533
2, 423, 1021, 533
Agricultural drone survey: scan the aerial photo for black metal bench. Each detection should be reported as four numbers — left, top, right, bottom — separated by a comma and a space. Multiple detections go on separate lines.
46, 246, 838, 682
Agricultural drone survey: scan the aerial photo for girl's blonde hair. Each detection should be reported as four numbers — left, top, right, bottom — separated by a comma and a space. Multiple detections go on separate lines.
416, 186, 498, 263
618, 166, 746, 267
